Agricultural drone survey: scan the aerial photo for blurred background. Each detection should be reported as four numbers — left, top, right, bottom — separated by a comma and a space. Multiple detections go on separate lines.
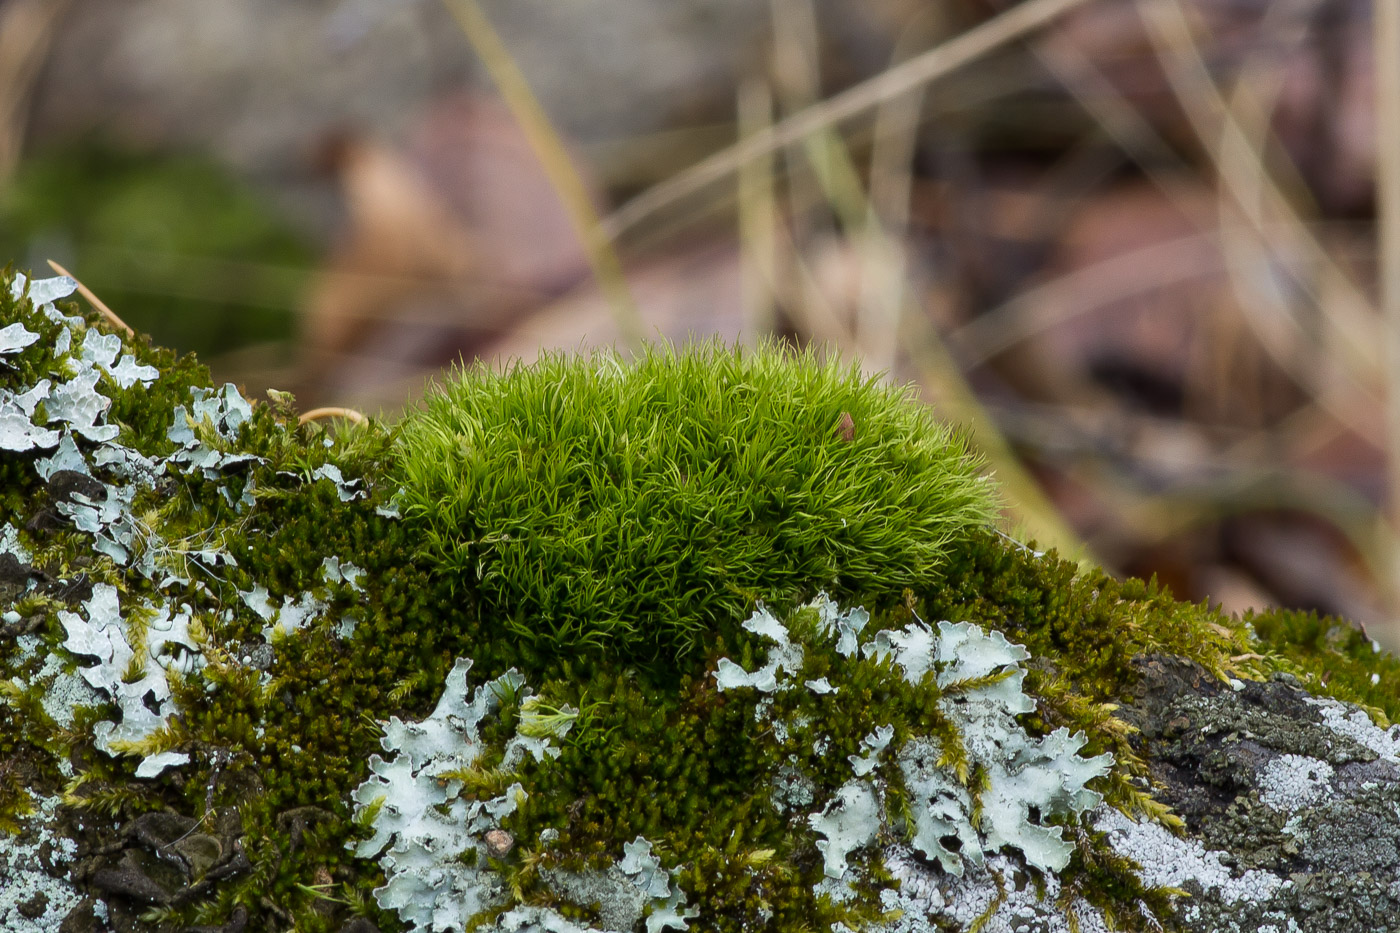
3, 0, 1398, 642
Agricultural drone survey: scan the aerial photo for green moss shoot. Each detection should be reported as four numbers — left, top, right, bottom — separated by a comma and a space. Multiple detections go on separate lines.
392, 341, 997, 661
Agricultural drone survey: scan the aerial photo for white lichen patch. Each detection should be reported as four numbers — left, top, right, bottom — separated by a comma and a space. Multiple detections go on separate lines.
351, 660, 546, 932
879, 850, 1112, 933
320, 556, 366, 592
241, 584, 328, 641
713, 605, 804, 693
12, 634, 103, 737
1257, 754, 1334, 812
1308, 696, 1400, 761
55, 583, 202, 776
350, 659, 522, 932
0, 320, 40, 356
311, 462, 366, 501
618, 837, 699, 933
1095, 807, 1286, 905
0, 522, 31, 561
810, 780, 882, 880
10, 271, 78, 311
351, 660, 693, 933
715, 597, 1113, 893
0, 793, 85, 932
0, 378, 60, 451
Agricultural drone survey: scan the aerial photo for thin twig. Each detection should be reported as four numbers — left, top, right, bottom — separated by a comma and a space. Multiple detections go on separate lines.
899, 309, 1088, 562
439, 0, 644, 348
46, 260, 134, 336
602, 0, 1100, 241
297, 407, 368, 426
858, 10, 936, 373
950, 232, 1224, 364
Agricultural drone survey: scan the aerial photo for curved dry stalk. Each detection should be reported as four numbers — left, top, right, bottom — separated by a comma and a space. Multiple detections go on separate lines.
857, 9, 942, 374
298, 407, 368, 427
602, 0, 1101, 241
737, 79, 778, 345
900, 300, 1088, 563
46, 260, 133, 337
1036, 28, 1383, 446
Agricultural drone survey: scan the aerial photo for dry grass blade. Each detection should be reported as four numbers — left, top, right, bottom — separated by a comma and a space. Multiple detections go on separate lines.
439, 0, 643, 348
1040, 22, 1382, 445
950, 231, 1225, 365
0, 0, 70, 183
737, 79, 778, 344
900, 303, 1088, 562
602, 0, 1101, 241
1135, 0, 1379, 385
1379, 0, 1400, 634
46, 259, 133, 337
750, 0, 1085, 558
856, 11, 937, 373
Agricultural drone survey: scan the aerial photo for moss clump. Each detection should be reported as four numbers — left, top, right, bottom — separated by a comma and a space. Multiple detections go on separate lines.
393, 343, 997, 661
1247, 607, 1400, 724
11, 264, 1400, 933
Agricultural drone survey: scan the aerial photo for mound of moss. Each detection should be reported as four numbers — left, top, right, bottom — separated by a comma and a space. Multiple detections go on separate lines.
394, 347, 996, 660
4, 267, 1400, 933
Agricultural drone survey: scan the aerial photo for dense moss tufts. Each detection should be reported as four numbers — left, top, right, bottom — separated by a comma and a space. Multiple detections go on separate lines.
392, 343, 997, 662
11, 265, 1400, 933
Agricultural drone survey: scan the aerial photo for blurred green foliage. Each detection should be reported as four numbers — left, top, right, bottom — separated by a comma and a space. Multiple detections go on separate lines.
0, 144, 311, 359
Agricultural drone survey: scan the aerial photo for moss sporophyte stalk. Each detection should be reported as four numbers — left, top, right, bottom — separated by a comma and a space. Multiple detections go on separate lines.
7, 268, 1400, 932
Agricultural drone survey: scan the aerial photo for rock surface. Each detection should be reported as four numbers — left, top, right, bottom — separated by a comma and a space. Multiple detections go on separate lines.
4, 270, 1400, 932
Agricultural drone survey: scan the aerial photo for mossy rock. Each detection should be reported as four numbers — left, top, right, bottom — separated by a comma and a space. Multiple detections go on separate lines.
4, 268, 1400, 933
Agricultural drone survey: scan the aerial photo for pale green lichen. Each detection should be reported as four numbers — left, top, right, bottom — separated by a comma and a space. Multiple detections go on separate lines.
9, 265, 1400, 933
717, 599, 1112, 882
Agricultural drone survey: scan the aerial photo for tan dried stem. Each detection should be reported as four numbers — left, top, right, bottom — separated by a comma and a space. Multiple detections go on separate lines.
1036, 32, 1381, 446
46, 260, 133, 337
1135, 0, 1379, 394
439, 0, 643, 348
737, 79, 779, 345
1378, 0, 1400, 637
602, 0, 1101, 241
857, 9, 940, 374
297, 407, 369, 427
0, 0, 70, 184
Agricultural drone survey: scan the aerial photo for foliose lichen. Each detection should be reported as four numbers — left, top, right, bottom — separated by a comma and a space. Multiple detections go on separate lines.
7, 264, 1400, 933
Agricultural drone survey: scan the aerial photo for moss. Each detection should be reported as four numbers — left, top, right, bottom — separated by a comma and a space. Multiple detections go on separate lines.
1246, 606, 1400, 725
392, 343, 997, 663
7, 266, 1400, 932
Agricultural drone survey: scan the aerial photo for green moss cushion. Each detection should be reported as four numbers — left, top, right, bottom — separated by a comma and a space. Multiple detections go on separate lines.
4, 270, 1400, 933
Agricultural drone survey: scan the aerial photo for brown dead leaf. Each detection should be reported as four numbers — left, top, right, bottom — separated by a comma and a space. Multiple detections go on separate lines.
300, 92, 591, 405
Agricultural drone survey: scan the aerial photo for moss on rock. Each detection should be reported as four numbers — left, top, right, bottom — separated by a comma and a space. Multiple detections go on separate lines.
3, 267, 1400, 933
